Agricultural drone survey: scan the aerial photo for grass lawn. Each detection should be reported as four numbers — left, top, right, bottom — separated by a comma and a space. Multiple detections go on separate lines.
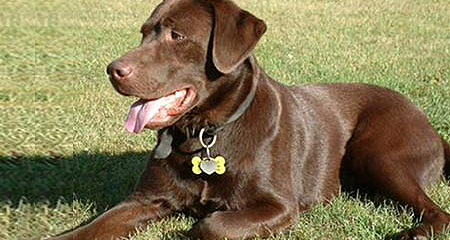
1, 0, 449, 239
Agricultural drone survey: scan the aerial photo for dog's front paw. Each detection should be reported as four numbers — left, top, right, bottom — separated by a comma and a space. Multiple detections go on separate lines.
189, 220, 220, 240
391, 227, 429, 240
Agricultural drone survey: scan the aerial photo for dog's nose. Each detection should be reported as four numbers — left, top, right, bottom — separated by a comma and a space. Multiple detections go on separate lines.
107, 61, 133, 80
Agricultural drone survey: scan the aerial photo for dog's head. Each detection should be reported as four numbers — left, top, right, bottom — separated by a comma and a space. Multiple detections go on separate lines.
106, 0, 266, 133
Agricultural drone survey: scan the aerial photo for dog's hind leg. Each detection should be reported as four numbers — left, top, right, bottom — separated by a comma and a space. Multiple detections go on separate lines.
365, 161, 449, 239
343, 132, 450, 239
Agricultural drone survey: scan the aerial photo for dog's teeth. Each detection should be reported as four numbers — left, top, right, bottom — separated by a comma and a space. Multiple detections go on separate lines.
175, 89, 185, 98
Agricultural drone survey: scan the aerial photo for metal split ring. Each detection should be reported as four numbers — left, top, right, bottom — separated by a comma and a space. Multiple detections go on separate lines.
199, 128, 217, 149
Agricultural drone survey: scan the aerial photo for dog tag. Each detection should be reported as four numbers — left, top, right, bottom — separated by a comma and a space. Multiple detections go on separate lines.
191, 156, 226, 175
200, 159, 217, 175
192, 128, 226, 175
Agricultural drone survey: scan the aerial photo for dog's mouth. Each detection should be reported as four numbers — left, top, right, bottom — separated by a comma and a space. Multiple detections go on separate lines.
125, 88, 196, 133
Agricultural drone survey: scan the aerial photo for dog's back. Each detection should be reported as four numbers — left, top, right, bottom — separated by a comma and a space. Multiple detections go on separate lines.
288, 82, 447, 188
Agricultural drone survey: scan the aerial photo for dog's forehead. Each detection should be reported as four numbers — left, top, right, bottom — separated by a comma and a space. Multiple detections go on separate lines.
146, 0, 179, 24
143, 0, 212, 34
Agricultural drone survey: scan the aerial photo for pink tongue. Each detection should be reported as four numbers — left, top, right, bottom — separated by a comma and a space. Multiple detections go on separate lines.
124, 90, 186, 133
125, 96, 173, 133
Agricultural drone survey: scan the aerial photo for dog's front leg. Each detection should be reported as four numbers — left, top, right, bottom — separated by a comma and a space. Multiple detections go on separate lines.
46, 196, 172, 240
189, 201, 296, 240
46, 159, 183, 240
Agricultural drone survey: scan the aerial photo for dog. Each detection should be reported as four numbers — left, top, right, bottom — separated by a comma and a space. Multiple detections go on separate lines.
49, 0, 450, 239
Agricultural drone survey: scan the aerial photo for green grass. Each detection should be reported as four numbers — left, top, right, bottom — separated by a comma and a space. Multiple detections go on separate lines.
1, 0, 449, 239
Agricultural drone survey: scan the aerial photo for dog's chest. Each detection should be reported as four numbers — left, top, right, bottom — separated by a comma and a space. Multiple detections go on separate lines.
187, 178, 234, 216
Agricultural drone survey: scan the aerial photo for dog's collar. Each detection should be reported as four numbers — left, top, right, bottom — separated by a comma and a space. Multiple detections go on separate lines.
204, 81, 256, 135
153, 80, 257, 159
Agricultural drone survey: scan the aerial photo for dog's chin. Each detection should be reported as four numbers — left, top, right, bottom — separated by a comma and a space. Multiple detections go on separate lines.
124, 87, 197, 133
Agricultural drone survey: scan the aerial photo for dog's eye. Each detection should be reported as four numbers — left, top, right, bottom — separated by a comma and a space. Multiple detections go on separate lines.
171, 30, 186, 41
154, 22, 162, 34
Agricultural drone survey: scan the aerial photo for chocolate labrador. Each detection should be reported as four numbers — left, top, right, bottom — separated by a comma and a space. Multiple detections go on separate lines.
49, 0, 450, 239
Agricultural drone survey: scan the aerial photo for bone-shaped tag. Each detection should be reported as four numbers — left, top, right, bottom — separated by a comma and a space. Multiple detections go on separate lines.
191, 156, 226, 175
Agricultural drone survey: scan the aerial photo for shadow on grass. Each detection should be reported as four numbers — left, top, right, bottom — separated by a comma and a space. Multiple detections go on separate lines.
0, 151, 149, 210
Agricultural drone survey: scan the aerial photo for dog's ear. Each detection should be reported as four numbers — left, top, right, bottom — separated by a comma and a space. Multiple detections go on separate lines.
211, 0, 267, 74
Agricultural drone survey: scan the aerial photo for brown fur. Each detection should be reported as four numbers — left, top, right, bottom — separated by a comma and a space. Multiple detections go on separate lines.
444, 137, 450, 180
48, 0, 450, 239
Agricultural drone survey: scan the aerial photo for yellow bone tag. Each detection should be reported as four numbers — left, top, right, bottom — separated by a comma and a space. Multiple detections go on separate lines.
191, 156, 226, 175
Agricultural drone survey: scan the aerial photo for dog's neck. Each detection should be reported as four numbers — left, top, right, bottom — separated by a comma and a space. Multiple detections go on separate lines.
175, 55, 260, 138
